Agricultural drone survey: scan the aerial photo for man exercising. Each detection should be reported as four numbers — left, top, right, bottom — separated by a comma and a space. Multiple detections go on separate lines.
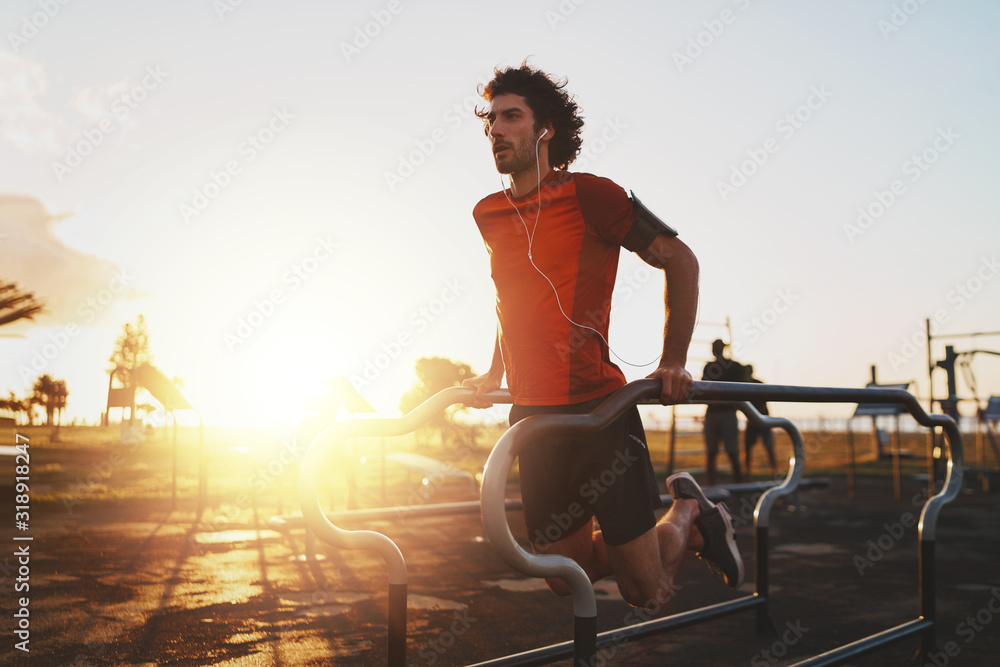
463, 63, 742, 608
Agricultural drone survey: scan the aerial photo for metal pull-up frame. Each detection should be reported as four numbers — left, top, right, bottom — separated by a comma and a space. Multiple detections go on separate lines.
298, 379, 963, 666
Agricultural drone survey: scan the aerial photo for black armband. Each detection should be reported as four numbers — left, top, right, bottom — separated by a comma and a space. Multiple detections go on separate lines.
621, 191, 678, 252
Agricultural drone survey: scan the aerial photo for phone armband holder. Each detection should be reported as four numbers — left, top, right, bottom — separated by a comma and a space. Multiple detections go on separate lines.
622, 191, 678, 252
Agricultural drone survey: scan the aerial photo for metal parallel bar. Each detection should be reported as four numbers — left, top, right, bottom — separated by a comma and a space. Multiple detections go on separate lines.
714, 478, 829, 494
298, 379, 963, 667
387, 583, 407, 667
574, 616, 597, 667
594, 594, 763, 645
297, 386, 511, 667
479, 392, 803, 665
274, 490, 735, 534
278, 490, 740, 531
920, 539, 936, 660
327, 498, 521, 523
788, 618, 933, 667
467, 596, 765, 667
755, 527, 776, 636
689, 380, 965, 540
298, 386, 510, 581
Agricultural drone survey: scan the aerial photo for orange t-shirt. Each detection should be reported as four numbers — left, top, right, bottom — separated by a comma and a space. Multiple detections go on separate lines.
473, 170, 636, 406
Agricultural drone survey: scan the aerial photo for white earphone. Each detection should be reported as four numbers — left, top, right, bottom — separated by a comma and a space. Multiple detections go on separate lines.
499, 127, 659, 368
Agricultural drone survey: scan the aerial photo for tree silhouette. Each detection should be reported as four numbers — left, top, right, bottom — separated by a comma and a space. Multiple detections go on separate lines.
399, 357, 474, 447
31, 374, 68, 427
108, 315, 152, 423
5, 391, 32, 425
0, 280, 44, 327
0, 392, 20, 423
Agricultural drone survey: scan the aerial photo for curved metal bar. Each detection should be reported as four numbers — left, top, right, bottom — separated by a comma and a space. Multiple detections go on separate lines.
481, 381, 663, 619
685, 381, 963, 540
299, 377, 962, 666
298, 385, 511, 584
735, 401, 805, 529
480, 380, 963, 616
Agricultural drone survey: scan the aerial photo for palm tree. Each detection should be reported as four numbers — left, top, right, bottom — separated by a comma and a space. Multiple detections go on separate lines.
5, 392, 29, 425
0, 280, 44, 328
31, 374, 67, 427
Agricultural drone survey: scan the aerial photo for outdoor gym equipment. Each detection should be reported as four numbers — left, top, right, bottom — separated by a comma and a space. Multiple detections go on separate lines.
298, 379, 963, 666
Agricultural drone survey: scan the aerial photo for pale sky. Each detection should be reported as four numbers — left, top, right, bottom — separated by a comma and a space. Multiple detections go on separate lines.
1, 0, 999, 427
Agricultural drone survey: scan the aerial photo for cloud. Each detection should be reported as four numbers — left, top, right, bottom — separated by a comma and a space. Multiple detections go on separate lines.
0, 51, 140, 156
0, 51, 65, 153
0, 194, 137, 326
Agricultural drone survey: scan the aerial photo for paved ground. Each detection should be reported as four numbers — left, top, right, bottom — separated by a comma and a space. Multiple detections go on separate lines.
2, 427, 998, 666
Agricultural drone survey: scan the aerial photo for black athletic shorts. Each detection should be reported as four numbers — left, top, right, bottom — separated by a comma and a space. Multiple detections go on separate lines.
510, 394, 663, 548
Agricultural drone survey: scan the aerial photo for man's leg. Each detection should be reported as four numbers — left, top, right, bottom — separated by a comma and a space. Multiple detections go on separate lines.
722, 412, 742, 484
605, 497, 700, 607
726, 447, 743, 484
704, 417, 720, 486
537, 499, 701, 608
534, 518, 611, 595
763, 429, 778, 477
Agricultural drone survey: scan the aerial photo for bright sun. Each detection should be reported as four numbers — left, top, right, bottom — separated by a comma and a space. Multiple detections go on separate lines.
249, 334, 339, 427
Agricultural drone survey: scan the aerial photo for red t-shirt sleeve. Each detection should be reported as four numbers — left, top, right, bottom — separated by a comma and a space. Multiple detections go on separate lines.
573, 172, 634, 247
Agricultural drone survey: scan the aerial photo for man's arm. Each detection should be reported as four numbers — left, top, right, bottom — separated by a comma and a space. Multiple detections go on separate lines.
462, 326, 505, 407
637, 233, 699, 404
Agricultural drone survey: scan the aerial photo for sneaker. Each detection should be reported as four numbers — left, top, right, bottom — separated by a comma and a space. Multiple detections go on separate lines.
666, 472, 744, 588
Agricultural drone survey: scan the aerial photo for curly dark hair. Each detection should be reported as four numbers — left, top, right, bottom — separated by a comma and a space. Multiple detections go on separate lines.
476, 62, 585, 170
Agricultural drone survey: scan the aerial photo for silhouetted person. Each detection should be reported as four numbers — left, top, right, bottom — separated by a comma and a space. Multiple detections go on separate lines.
741, 364, 778, 479
702, 339, 744, 485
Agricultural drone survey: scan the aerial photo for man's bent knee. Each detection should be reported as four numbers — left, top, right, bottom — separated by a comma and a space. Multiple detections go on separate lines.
617, 577, 666, 609
617, 580, 647, 607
